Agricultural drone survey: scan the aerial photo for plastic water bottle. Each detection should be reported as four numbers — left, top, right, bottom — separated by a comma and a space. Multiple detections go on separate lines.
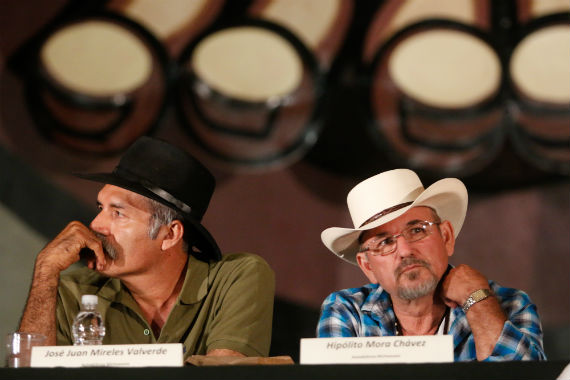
72, 295, 106, 345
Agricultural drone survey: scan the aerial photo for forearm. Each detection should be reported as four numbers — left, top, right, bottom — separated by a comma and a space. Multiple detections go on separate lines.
18, 265, 60, 346
476, 291, 546, 361
464, 296, 507, 360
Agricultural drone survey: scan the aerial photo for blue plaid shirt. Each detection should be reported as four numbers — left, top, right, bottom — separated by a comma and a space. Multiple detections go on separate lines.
317, 281, 546, 361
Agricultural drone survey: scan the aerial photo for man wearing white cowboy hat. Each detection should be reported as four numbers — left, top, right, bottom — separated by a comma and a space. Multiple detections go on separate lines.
18, 136, 274, 359
317, 169, 545, 361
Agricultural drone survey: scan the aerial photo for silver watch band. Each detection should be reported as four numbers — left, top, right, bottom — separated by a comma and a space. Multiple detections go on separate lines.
462, 289, 493, 313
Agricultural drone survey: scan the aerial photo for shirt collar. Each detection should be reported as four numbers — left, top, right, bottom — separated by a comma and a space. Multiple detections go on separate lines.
94, 255, 210, 306
362, 284, 398, 334
96, 277, 122, 301
178, 255, 210, 304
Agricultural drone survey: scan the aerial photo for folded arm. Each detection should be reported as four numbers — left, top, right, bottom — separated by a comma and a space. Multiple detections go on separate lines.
18, 222, 106, 345
441, 264, 545, 361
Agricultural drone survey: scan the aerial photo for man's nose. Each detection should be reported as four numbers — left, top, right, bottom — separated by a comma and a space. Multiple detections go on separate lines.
90, 211, 109, 235
394, 234, 414, 257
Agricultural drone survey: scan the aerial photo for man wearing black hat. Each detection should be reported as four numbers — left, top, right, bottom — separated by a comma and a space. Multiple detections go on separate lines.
18, 137, 275, 358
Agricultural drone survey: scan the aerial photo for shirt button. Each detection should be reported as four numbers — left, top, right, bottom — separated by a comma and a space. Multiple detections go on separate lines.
143, 329, 150, 336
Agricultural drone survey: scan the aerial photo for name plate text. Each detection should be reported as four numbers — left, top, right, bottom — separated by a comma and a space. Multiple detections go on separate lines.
31, 343, 183, 367
300, 336, 453, 364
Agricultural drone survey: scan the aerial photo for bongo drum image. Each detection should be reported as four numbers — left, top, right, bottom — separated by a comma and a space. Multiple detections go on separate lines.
362, 0, 504, 176
176, 0, 353, 170
508, 0, 570, 175
25, 12, 170, 154
106, 0, 226, 58
177, 20, 323, 170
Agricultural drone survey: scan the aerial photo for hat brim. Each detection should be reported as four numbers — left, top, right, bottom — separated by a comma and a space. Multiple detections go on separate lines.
75, 172, 222, 261
321, 178, 467, 265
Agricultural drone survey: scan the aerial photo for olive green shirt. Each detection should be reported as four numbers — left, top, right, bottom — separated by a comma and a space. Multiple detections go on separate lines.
56, 253, 275, 358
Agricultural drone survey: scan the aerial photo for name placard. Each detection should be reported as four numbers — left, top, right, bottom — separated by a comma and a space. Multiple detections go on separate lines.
31, 343, 183, 367
300, 336, 453, 364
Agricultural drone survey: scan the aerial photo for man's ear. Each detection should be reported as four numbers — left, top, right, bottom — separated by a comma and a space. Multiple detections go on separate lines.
356, 252, 379, 284
439, 220, 456, 258
161, 220, 185, 251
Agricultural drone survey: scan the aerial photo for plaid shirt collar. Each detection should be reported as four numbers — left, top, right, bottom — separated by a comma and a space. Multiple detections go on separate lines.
360, 283, 472, 343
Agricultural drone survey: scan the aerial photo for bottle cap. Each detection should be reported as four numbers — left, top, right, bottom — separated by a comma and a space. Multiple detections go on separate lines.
81, 294, 98, 306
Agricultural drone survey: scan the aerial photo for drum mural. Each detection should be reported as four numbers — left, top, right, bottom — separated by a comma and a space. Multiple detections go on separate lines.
7, 0, 569, 176
362, 0, 569, 176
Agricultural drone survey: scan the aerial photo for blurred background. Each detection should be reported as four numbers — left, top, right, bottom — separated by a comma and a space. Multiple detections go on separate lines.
0, 0, 568, 363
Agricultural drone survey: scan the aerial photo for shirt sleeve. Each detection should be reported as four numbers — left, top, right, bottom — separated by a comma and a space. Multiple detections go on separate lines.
55, 301, 74, 345
205, 254, 275, 356
484, 284, 546, 361
55, 274, 83, 346
317, 291, 361, 337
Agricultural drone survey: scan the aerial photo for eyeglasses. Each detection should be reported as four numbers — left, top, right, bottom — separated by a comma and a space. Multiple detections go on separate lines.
359, 221, 441, 256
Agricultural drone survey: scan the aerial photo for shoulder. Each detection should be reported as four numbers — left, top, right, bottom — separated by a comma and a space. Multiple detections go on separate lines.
205, 252, 275, 286
323, 283, 381, 308
216, 252, 271, 266
211, 252, 273, 274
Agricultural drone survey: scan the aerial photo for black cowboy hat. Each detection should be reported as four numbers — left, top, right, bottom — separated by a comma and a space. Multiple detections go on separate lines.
75, 136, 221, 261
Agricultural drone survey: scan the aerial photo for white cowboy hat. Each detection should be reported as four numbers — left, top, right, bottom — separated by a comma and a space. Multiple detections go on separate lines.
321, 169, 468, 265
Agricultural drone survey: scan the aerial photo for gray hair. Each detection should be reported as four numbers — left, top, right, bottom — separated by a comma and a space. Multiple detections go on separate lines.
147, 198, 189, 253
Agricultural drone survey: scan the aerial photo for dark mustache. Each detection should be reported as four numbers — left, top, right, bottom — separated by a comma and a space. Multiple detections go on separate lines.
395, 257, 431, 278
92, 231, 117, 260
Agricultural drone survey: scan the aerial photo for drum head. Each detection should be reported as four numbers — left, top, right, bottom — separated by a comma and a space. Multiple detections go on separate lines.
510, 24, 570, 105
388, 29, 501, 109
41, 20, 153, 97
192, 26, 303, 102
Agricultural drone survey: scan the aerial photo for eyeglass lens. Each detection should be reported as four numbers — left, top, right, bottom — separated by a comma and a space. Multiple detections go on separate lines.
365, 222, 434, 255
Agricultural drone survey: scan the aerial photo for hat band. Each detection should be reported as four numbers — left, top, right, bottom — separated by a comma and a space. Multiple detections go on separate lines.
359, 201, 413, 228
114, 167, 193, 215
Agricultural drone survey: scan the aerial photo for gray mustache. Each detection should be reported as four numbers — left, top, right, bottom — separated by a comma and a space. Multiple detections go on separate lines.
395, 257, 431, 278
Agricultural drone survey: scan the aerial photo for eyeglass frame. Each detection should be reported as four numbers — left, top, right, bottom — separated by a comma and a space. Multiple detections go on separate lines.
358, 220, 441, 257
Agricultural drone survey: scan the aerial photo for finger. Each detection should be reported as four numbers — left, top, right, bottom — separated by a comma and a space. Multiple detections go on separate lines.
83, 238, 107, 270
443, 298, 458, 309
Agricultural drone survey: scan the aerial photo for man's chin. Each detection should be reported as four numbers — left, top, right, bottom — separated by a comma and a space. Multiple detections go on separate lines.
397, 273, 438, 300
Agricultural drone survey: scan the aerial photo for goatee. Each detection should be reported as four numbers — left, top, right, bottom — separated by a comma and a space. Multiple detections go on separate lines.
395, 257, 438, 300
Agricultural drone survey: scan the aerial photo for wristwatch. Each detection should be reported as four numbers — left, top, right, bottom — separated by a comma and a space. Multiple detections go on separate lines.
462, 289, 493, 312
